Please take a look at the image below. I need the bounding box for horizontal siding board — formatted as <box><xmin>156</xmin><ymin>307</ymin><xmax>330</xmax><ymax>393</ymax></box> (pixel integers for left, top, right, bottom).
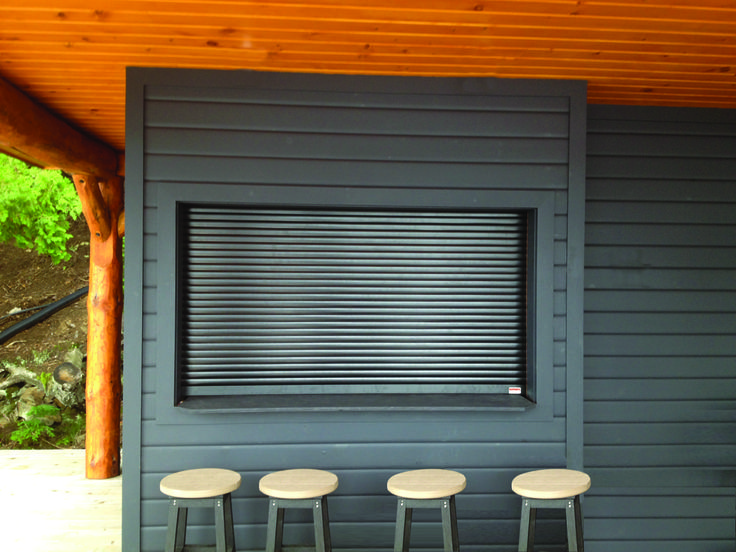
<box><xmin>584</xmin><ymin>334</ymin><xmax>736</xmax><ymax>356</ymax></box>
<box><xmin>584</xmin><ymin>357</ymin><xmax>735</xmax><ymax>379</ymax></box>
<box><xmin>584</xmin><ymin>422</ymin><xmax>735</xmax><ymax>445</ymax></box>
<box><xmin>139</xmin><ymin>442</ymin><xmax>567</xmax><ymax>474</ymax></box>
<box><xmin>585</xmin><ymin>378</ymin><xmax>736</xmax><ymax>400</ymax></box>
<box><xmin>585</xmin><ymin>223</ymin><xmax>736</xmax><ymax>247</ymax></box>
<box><xmin>146</xmin><ymin>128</ymin><xmax>569</xmax><ymax>164</ymax></box>
<box><xmin>586</xmin><ymin>491</ymin><xmax>734</xmax><ymax>518</ymax></box>
<box><xmin>585</xmin><ymin>201</ymin><xmax>736</xmax><ymax>224</ymax></box>
<box><xmin>146</xmin><ymin>101</ymin><xmax>571</xmax><ymax>138</ymax></box>
<box><xmin>584</xmin><ymin>290</ymin><xmax>736</xmax><ymax>312</ymax></box>
<box><xmin>586</xmin><ymin>155</ymin><xmax>736</xmax><ymax>180</ymax></box>
<box><xmin>584</xmin><ymin>312</ymin><xmax>736</xmax><ymax>334</ymax></box>
<box><xmin>584</xmin><ymin>268</ymin><xmax>735</xmax><ymax>290</ymax></box>
<box><xmin>144</xmin><ymin>156</ymin><xmax>569</xmax><ymax>188</ymax></box>
<box><xmin>586</xmin><ymin>178</ymin><xmax>736</xmax><ymax>202</ymax></box>
<box><xmin>141</xmin><ymin>418</ymin><xmax>566</xmax><ymax>447</ymax></box>
<box><xmin>586</xmin><ymin>111</ymin><xmax>736</xmax><ymax>135</ymax></box>
<box><xmin>585</xmin><ymin>518</ymin><xmax>732</xmax><ymax>542</ymax></box>
<box><xmin>586</xmin><ymin>445</ymin><xmax>736</xmax><ymax>467</ymax></box>
<box><xmin>146</xmin><ymin>84</ymin><xmax>573</xmax><ymax>112</ymax></box>
<box><xmin>588</xmin><ymin>468</ymin><xmax>736</xmax><ymax>488</ymax></box>
<box><xmin>585</xmin><ymin>246</ymin><xmax>736</xmax><ymax>268</ymax></box>
<box><xmin>586</xmin><ymin>132</ymin><xmax>736</xmax><ymax>158</ymax></box>
<box><xmin>585</xmin><ymin>400</ymin><xmax>736</xmax><ymax>423</ymax></box>
<box><xmin>587</xmin><ymin>540</ymin><xmax>736</xmax><ymax>552</ymax></box>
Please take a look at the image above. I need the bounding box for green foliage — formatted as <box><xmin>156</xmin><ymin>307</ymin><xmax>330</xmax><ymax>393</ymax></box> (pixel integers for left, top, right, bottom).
<box><xmin>33</xmin><ymin>350</ymin><xmax>51</xmax><ymax>367</ymax></box>
<box><xmin>38</xmin><ymin>372</ymin><xmax>53</xmax><ymax>394</ymax></box>
<box><xmin>1</xmin><ymin>389</ymin><xmax>21</xmax><ymax>420</ymax></box>
<box><xmin>0</xmin><ymin>153</ymin><xmax>82</xmax><ymax>264</ymax></box>
<box><xmin>56</xmin><ymin>412</ymin><xmax>85</xmax><ymax>447</ymax></box>
<box><xmin>10</xmin><ymin>404</ymin><xmax>59</xmax><ymax>446</ymax></box>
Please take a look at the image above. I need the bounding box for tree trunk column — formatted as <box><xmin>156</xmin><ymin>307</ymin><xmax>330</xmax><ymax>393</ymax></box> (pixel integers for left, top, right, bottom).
<box><xmin>73</xmin><ymin>174</ymin><xmax>124</xmax><ymax>479</ymax></box>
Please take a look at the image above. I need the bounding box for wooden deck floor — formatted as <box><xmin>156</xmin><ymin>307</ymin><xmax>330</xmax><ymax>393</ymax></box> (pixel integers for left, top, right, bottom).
<box><xmin>0</xmin><ymin>449</ymin><xmax>121</xmax><ymax>551</ymax></box>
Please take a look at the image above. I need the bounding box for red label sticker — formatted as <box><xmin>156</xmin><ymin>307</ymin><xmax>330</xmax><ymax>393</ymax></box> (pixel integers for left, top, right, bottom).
<box><xmin>508</xmin><ymin>387</ymin><xmax>522</xmax><ymax>395</ymax></box>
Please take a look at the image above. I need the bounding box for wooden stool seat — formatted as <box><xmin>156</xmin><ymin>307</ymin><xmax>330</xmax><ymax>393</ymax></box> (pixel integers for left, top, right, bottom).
<box><xmin>511</xmin><ymin>469</ymin><xmax>591</xmax><ymax>552</ymax></box>
<box><xmin>160</xmin><ymin>468</ymin><xmax>241</xmax><ymax>552</ymax></box>
<box><xmin>388</xmin><ymin>469</ymin><xmax>466</xmax><ymax>552</ymax></box>
<box><xmin>512</xmin><ymin>469</ymin><xmax>590</xmax><ymax>500</ymax></box>
<box><xmin>161</xmin><ymin>468</ymin><xmax>242</xmax><ymax>499</ymax></box>
<box><xmin>388</xmin><ymin>469</ymin><xmax>467</xmax><ymax>500</ymax></box>
<box><xmin>259</xmin><ymin>468</ymin><xmax>338</xmax><ymax>499</ymax></box>
<box><xmin>260</xmin><ymin>469</ymin><xmax>338</xmax><ymax>552</ymax></box>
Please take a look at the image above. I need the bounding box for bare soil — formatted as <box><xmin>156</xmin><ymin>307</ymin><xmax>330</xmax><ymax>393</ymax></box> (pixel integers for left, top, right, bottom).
<box><xmin>0</xmin><ymin>217</ymin><xmax>90</xmax><ymax>446</ymax></box>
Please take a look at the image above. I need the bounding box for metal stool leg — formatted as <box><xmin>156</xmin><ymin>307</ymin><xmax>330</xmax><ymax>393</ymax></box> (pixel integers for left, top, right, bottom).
<box><xmin>223</xmin><ymin>494</ymin><xmax>236</xmax><ymax>552</ymax></box>
<box><xmin>565</xmin><ymin>495</ymin><xmax>584</xmax><ymax>552</ymax></box>
<box><xmin>394</xmin><ymin>499</ymin><xmax>413</xmax><ymax>552</ymax></box>
<box><xmin>214</xmin><ymin>494</ymin><xmax>236</xmax><ymax>552</ymax></box>
<box><xmin>574</xmin><ymin>495</ymin><xmax>584</xmax><ymax>551</ymax></box>
<box><xmin>266</xmin><ymin>500</ymin><xmax>285</xmax><ymax>552</ymax></box>
<box><xmin>440</xmin><ymin>496</ymin><xmax>459</xmax><ymax>552</ymax></box>
<box><xmin>312</xmin><ymin>496</ymin><xmax>332</xmax><ymax>552</ymax></box>
<box><xmin>517</xmin><ymin>499</ymin><xmax>535</xmax><ymax>552</ymax></box>
<box><xmin>166</xmin><ymin>499</ymin><xmax>188</xmax><ymax>552</ymax></box>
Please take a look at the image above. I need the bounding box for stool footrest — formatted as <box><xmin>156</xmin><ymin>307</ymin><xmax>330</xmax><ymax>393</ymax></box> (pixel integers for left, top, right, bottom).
<box><xmin>269</xmin><ymin>497</ymin><xmax>326</xmax><ymax>509</ymax></box>
<box><xmin>172</xmin><ymin>546</ymin><xmax>230</xmax><ymax>552</ymax></box>
<box><xmin>398</xmin><ymin>497</ymin><xmax>453</xmax><ymax>509</ymax></box>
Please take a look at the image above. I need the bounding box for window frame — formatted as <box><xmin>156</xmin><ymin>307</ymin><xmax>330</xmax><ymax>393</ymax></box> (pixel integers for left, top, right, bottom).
<box><xmin>155</xmin><ymin>182</ymin><xmax>555</xmax><ymax>422</ymax></box>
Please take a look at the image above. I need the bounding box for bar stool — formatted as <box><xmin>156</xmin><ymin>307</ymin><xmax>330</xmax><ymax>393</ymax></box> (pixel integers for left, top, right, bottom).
<box><xmin>387</xmin><ymin>468</ymin><xmax>466</xmax><ymax>552</ymax></box>
<box><xmin>511</xmin><ymin>469</ymin><xmax>591</xmax><ymax>552</ymax></box>
<box><xmin>259</xmin><ymin>468</ymin><xmax>339</xmax><ymax>552</ymax></box>
<box><xmin>160</xmin><ymin>468</ymin><xmax>241</xmax><ymax>552</ymax></box>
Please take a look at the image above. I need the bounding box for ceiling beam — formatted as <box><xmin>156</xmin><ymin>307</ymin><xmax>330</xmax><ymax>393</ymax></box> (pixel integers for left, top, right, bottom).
<box><xmin>0</xmin><ymin>76</ymin><xmax>119</xmax><ymax>179</ymax></box>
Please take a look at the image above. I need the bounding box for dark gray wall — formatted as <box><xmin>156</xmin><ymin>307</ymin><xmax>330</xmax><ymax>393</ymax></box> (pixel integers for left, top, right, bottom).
<box><xmin>123</xmin><ymin>69</ymin><xmax>586</xmax><ymax>552</ymax></box>
<box><xmin>583</xmin><ymin>105</ymin><xmax>736</xmax><ymax>551</ymax></box>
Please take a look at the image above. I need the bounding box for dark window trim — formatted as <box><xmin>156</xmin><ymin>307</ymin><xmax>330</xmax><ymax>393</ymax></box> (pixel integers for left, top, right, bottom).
<box><xmin>155</xmin><ymin>182</ymin><xmax>555</xmax><ymax>422</ymax></box>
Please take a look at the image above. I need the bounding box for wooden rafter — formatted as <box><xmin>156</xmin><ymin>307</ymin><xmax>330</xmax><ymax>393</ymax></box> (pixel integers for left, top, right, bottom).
<box><xmin>0</xmin><ymin>75</ymin><xmax>119</xmax><ymax>179</ymax></box>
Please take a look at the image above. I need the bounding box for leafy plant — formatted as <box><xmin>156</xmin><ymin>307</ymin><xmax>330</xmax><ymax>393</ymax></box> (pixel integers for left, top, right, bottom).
<box><xmin>0</xmin><ymin>389</ymin><xmax>21</xmax><ymax>420</ymax></box>
<box><xmin>33</xmin><ymin>350</ymin><xmax>51</xmax><ymax>367</ymax></box>
<box><xmin>38</xmin><ymin>372</ymin><xmax>53</xmax><ymax>393</ymax></box>
<box><xmin>56</xmin><ymin>412</ymin><xmax>85</xmax><ymax>447</ymax></box>
<box><xmin>10</xmin><ymin>404</ymin><xmax>59</xmax><ymax>446</ymax></box>
<box><xmin>0</xmin><ymin>153</ymin><xmax>82</xmax><ymax>264</ymax></box>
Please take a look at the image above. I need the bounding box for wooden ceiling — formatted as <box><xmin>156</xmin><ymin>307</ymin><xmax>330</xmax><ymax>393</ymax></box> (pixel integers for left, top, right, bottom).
<box><xmin>1</xmin><ymin>0</ymin><xmax>735</xmax><ymax>156</ymax></box>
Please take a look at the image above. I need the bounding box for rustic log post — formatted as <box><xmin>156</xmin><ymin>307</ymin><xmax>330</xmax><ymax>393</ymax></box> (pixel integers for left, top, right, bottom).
<box><xmin>73</xmin><ymin>174</ymin><xmax>124</xmax><ymax>479</ymax></box>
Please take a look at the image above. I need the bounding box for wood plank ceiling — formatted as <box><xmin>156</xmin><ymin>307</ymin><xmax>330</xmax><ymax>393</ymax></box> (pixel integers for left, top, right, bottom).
<box><xmin>1</xmin><ymin>0</ymin><xmax>735</xmax><ymax>155</ymax></box>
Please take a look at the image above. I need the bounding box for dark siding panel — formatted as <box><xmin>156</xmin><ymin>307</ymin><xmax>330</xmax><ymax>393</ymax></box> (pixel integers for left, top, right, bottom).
<box><xmin>144</xmin><ymin>156</ymin><xmax>569</xmax><ymax>188</ymax></box>
<box><xmin>126</xmin><ymin>69</ymin><xmax>586</xmax><ymax>552</ymax></box>
<box><xmin>584</xmin><ymin>105</ymin><xmax>736</xmax><ymax>550</ymax></box>
<box><xmin>146</xmin><ymin>128</ymin><xmax>569</xmax><ymax>163</ymax></box>
<box><xmin>140</xmin><ymin>417</ymin><xmax>567</xmax><ymax>447</ymax></box>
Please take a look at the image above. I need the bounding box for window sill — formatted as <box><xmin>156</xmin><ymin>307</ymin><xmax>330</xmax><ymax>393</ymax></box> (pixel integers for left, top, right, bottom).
<box><xmin>177</xmin><ymin>393</ymin><xmax>535</xmax><ymax>413</ymax></box>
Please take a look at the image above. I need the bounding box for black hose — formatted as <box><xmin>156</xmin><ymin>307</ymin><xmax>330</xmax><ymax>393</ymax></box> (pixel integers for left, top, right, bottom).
<box><xmin>0</xmin><ymin>286</ymin><xmax>89</xmax><ymax>346</ymax></box>
<box><xmin>0</xmin><ymin>303</ymin><xmax>47</xmax><ymax>322</ymax></box>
